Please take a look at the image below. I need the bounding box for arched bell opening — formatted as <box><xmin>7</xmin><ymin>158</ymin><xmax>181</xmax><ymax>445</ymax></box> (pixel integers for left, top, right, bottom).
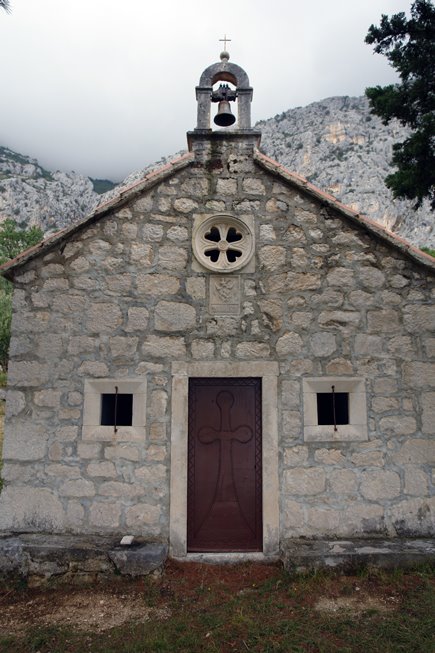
<box><xmin>211</xmin><ymin>79</ymin><xmax>238</xmax><ymax>130</ymax></box>
<box><xmin>195</xmin><ymin>52</ymin><xmax>253</xmax><ymax>131</ymax></box>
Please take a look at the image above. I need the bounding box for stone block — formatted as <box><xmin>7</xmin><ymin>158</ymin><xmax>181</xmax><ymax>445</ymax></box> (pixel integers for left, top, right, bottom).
<box><xmin>351</xmin><ymin>449</ymin><xmax>384</xmax><ymax>467</ymax></box>
<box><xmin>403</xmin><ymin>362</ymin><xmax>435</xmax><ymax>388</ymax></box>
<box><xmin>78</xmin><ymin>361</ymin><xmax>109</xmax><ymax>377</ymax></box>
<box><xmin>358</xmin><ymin>267</ymin><xmax>385</xmax><ymax>288</ymax></box>
<box><xmin>379</xmin><ymin>415</ymin><xmax>416</xmax><ymax>437</ymax></box>
<box><xmin>259</xmin><ymin>246</ymin><xmax>286</xmax><ymax>271</ymax></box>
<box><xmin>403</xmin><ymin>305</ymin><xmax>435</xmax><ymax>333</ymax></box>
<box><xmin>318</xmin><ymin>311</ymin><xmax>360</xmax><ymax>328</ymax></box>
<box><xmin>325</xmin><ymin>359</ymin><xmax>353</xmax><ymax>375</ymax></box>
<box><xmin>149</xmin><ymin>422</ymin><xmax>166</xmax><ymax>441</ymax></box>
<box><xmin>283</xmin><ymin>446</ymin><xmax>308</xmax><ymax>466</ymax></box>
<box><xmin>33</xmin><ymin>389</ymin><xmax>61</xmax><ymax>408</ymax></box>
<box><xmin>173</xmin><ymin>197</ymin><xmax>199</xmax><ymax>213</ymax></box>
<box><xmin>130</xmin><ymin>243</ymin><xmax>154</xmax><ymax>266</ymax></box>
<box><xmin>109</xmin><ymin>336</ymin><xmax>139</xmax><ymax>358</ymax></box>
<box><xmin>77</xmin><ymin>443</ymin><xmax>102</xmax><ymax>459</ymax></box>
<box><xmin>282</xmin><ymin>411</ymin><xmax>301</xmax><ymax>436</ymax></box>
<box><xmin>391</xmin><ymin>497</ymin><xmax>435</xmax><ymax>536</ymax></box>
<box><xmin>108</xmin><ymin>543</ymin><xmax>168</xmax><ymax>576</ymax></box>
<box><xmin>191</xmin><ymin>339</ymin><xmax>215</xmax><ymax>359</ymax></box>
<box><xmin>67</xmin><ymin>336</ymin><xmax>98</xmax><ymax>354</ymax></box>
<box><xmin>314</xmin><ymin>448</ymin><xmax>345</xmax><ymax>465</ymax></box>
<box><xmin>99</xmin><ymin>482</ymin><xmax>143</xmax><ymax>498</ymax></box>
<box><xmin>404</xmin><ymin>466</ymin><xmax>428</xmax><ymax>496</ymax></box>
<box><xmin>392</xmin><ymin>439</ymin><xmax>435</xmax><ymax>464</ymax></box>
<box><xmin>3</xmin><ymin>423</ymin><xmax>48</xmax><ymax>461</ymax></box>
<box><xmin>259</xmin><ymin>299</ymin><xmax>283</xmax><ymax>332</ymax></box>
<box><xmin>329</xmin><ymin>469</ymin><xmax>358</xmax><ymax>494</ymax></box>
<box><xmin>155</xmin><ymin>301</ymin><xmax>196</xmax><ymax>332</ymax></box>
<box><xmin>150</xmin><ymin>390</ymin><xmax>168</xmax><ymax>420</ymax></box>
<box><xmin>371</xmin><ymin>395</ymin><xmax>400</xmax><ymax>413</ymax></box>
<box><xmin>85</xmin><ymin>303</ymin><xmax>122</xmax><ymax>333</ymax></box>
<box><xmin>89</xmin><ymin>502</ymin><xmax>122</xmax><ymax>529</ymax></box>
<box><xmin>167</xmin><ymin>225</ymin><xmax>188</xmax><ymax>241</ymax></box>
<box><xmin>8</xmin><ymin>361</ymin><xmax>50</xmax><ymax>387</ymax></box>
<box><xmin>367</xmin><ymin>309</ymin><xmax>400</xmax><ymax>333</ymax></box>
<box><xmin>125</xmin><ymin>504</ymin><xmax>162</xmax><ymax>531</ymax></box>
<box><xmin>283</xmin><ymin>468</ymin><xmax>326</xmax><ymax>495</ymax></box>
<box><xmin>339</xmin><ymin>504</ymin><xmax>385</xmax><ymax>536</ymax></box>
<box><xmin>5</xmin><ymin>390</ymin><xmax>26</xmax><ymax>417</ymax></box>
<box><xmin>360</xmin><ymin>470</ymin><xmax>401</xmax><ymax>500</ymax></box>
<box><xmin>354</xmin><ymin>334</ymin><xmax>383</xmax><ymax>356</ymax></box>
<box><xmin>186</xmin><ymin>277</ymin><xmax>206</xmax><ymax>299</ymax></box>
<box><xmin>106</xmin><ymin>274</ymin><xmax>132</xmax><ymax>293</ymax></box>
<box><xmin>281</xmin><ymin>380</ymin><xmax>300</xmax><ymax>408</ymax></box>
<box><xmin>125</xmin><ymin>307</ymin><xmax>149</xmax><ymax>332</ymax></box>
<box><xmin>87</xmin><ymin>462</ymin><xmax>117</xmax><ymax>478</ymax></box>
<box><xmin>142</xmin><ymin>336</ymin><xmax>186</xmax><ymax>359</ymax></box>
<box><xmin>242</xmin><ymin>178</ymin><xmax>266</xmax><ymax>194</ymax></box>
<box><xmin>310</xmin><ymin>332</ymin><xmax>337</xmax><ymax>357</ymax></box>
<box><xmin>105</xmin><ymin>445</ymin><xmax>140</xmax><ymax>461</ymax></box>
<box><xmin>137</xmin><ymin>273</ymin><xmax>180</xmax><ymax>296</ymax></box>
<box><xmin>158</xmin><ymin>245</ymin><xmax>188</xmax><ymax>271</ymax></box>
<box><xmin>305</xmin><ymin>508</ymin><xmax>340</xmax><ymax>534</ymax></box>
<box><xmin>143</xmin><ymin>224</ymin><xmax>164</xmax><ymax>241</ymax></box>
<box><xmin>147</xmin><ymin>445</ymin><xmax>167</xmax><ymax>462</ymax></box>
<box><xmin>327</xmin><ymin>268</ymin><xmax>354</xmax><ymax>286</ymax></box>
<box><xmin>59</xmin><ymin>479</ymin><xmax>96</xmax><ymax>497</ymax></box>
<box><xmin>45</xmin><ymin>464</ymin><xmax>81</xmax><ymax>478</ymax></box>
<box><xmin>276</xmin><ymin>332</ymin><xmax>303</xmax><ymax>357</ymax></box>
<box><xmin>421</xmin><ymin>392</ymin><xmax>435</xmax><ymax>434</ymax></box>
<box><xmin>235</xmin><ymin>342</ymin><xmax>270</xmax><ymax>358</ymax></box>
<box><xmin>0</xmin><ymin>487</ymin><xmax>65</xmax><ymax>532</ymax></box>
<box><xmin>280</xmin><ymin>500</ymin><xmax>305</xmax><ymax>533</ymax></box>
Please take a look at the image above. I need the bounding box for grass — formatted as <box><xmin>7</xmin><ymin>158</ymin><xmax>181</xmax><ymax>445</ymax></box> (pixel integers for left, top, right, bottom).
<box><xmin>0</xmin><ymin>563</ymin><xmax>433</xmax><ymax>653</ymax></box>
<box><xmin>0</xmin><ymin>397</ymin><xmax>4</xmax><ymax>493</ymax></box>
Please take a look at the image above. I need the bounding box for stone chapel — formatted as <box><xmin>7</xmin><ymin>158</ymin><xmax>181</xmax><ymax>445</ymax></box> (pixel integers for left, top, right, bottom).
<box><xmin>0</xmin><ymin>52</ymin><xmax>434</xmax><ymax>574</ymax></box>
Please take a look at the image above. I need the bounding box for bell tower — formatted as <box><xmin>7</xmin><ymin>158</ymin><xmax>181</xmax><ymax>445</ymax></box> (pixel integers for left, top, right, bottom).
<box><xmin>194</xmin><ymin>48</ymin><xmax>255</xmax><ymax>132</ymax></box>
<box><xmin>187</xmin><ymin>45</ymin><xmax>261</xmax><ymax>157</ymax></box>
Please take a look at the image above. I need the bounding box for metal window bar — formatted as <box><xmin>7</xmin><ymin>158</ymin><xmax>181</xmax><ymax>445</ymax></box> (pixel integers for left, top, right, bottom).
<box><xmin>114</xmin><ymin>385</ymin><xmax>118</xmax><ymax>434</ymax></box>
<box><xmin>331</xmin><ymin>384</ymin><xmax>337</xmax><ymax>431</ymax></box>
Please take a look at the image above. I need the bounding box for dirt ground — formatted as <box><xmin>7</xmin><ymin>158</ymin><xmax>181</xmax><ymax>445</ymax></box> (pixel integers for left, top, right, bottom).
<box><xmin>0</xmin><ymin>561</ymin><xmax>404</xmax><ymax>636</ymax></box>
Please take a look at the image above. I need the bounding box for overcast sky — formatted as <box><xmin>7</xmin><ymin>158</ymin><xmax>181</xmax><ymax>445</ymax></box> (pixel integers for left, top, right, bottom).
<box><xmin>1</xmin><ymin>0</ymin><xmax>408</xmax><ymax>181</ymax></box>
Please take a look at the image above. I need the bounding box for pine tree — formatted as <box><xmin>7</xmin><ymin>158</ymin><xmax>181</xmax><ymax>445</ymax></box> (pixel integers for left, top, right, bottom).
<box><xmin>365</xmin><ymin>0</ymin><xmax>435</xmax><ymax>209</ymax></box>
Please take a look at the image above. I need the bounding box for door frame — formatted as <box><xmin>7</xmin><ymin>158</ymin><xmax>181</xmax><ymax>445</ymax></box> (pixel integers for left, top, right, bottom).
<box><xmin>170</xmin><ymin>361</ymin><xmax>279</xmax><ymax>558</ymax></box>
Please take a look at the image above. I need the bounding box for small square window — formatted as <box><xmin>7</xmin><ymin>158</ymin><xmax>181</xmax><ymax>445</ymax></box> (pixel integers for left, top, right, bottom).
<box><xmin>82</xmin><ymin>379</ymin><xmax>146</xmax><ymax>442</ymax></box>
<box><xmin>101</xmin><ymin>393</ymin><xmax>133</xmax><ymax>427</ymax></box>
<box><xmin>303</xmin><ymin>377</ymin><xmax>367</xmax><ymax>442</ymax></box>
<box><xmin>317</xmin><ymin>391</ymin><xmax>349</xmax><ymax>426</ymax></box>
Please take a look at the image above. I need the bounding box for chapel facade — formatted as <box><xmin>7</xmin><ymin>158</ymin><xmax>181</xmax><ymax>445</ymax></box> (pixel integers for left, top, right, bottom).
<box><xmin>0</xmin><ymin>53</ymin><xmax>434</xmax><ymax>564</ymax></box>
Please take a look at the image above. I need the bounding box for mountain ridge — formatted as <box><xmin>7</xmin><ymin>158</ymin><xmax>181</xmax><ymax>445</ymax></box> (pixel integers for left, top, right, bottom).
<box><xmin>0</xmin><ymin>95</ymin><xmax>433</xmax><ymax>247</ymax></box>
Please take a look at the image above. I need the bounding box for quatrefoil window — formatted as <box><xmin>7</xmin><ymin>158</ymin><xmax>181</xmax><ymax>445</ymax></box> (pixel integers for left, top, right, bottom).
<box><xmin>193</xmin><ymin>215</ymin><xmax>254</xmax><ymax>272</ymax></box>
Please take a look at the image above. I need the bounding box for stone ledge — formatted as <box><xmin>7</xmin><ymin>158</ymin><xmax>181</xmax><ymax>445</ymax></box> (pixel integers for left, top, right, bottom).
<box><xmin>0</xmin><ymin>534</ymin><xmax>168</xmax><ymax>582</ymax></box>
<box><xmin>282</xmin><ymin>538</ymin><xmax>435</xmax><ymax>572</ymax></box>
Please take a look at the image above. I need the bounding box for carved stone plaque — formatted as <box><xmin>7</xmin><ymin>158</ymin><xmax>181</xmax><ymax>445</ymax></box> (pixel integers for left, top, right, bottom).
<box><xmin>209</xmin><ymin>275</ymin><xmax>241</xmax><ymax>315</ymax></box>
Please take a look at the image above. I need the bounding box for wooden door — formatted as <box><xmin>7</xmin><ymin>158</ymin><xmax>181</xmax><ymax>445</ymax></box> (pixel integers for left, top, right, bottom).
<box><xmin>187</xmin><ymin>378</ymin><xmax>262</xmax><ymax>552</ymax></box>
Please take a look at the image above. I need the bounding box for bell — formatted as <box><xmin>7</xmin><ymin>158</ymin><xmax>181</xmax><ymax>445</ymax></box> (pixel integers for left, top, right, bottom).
<box><xmin>214</xmin><ymin>100</ymin><xmax>236</xmax><ymax>127</ymax></box>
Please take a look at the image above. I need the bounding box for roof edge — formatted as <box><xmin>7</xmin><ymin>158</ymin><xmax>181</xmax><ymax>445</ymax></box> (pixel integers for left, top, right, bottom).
<box><xmin>254</xmin><ymin>150</ymin><xmax>435</xmax><ymax>273</ymax></box>
<box><xmin>0</xmin><ymin>152</ymin><xmax>195</xmax><ymax>280</ymax></box>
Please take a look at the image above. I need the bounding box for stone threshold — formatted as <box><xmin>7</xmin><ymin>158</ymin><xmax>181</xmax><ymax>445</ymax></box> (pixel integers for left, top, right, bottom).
<box><xmin>1</xmin><ymin>534</ymin><xmax>434</xmax><ymax>582</ymax></box>
<box><xmin>282</xmin><ymin>538</ymin><xmax>435</xmax><ymax>572</ymax></box>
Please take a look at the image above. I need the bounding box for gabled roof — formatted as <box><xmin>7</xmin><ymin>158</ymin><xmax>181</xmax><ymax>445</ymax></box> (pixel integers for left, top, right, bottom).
<box><xmin>1</xmin><ymin>147</ymin><xmax>434</xmax><ymax>280</ymax></box>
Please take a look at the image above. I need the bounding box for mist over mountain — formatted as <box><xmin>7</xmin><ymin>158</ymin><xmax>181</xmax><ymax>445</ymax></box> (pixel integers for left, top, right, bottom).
<box><xmin>0</xmin><ymin>96</ymin><xmax>433</xmax><ymax>247</ymax></box>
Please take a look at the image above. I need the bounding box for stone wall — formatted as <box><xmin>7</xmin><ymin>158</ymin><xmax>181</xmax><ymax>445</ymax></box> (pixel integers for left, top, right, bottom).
<box><xmin>1</xmin><ymin>135</ymin><xmax>434</xmax><ymax>541</ymax></box>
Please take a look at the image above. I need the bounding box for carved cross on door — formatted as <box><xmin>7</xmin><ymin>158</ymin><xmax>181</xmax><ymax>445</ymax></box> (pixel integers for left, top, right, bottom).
<box><xmin>198</xmin><ymin>390</ymin><xmax>253</xmax><ymax>503</ymax></box>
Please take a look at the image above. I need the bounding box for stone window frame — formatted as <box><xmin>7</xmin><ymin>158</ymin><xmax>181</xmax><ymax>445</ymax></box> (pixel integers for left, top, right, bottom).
<box><xmin>303</xmin><ymin>377</ymin><xmax>368</xmax><ymax>442</ymax></box>
<box><xmin>170</xmin><ymin>361</ymin><xmax>279</xmax><ymax>559</ymax></box>
<box><xmin>192</xmin><ymin>214</ymin><xmax>255</xmax><ymax>273</ymax></box>
<box><xmin>82</xmin><ymin>378</ymin><xmax>147</xmax><ymax>441</ymax></box>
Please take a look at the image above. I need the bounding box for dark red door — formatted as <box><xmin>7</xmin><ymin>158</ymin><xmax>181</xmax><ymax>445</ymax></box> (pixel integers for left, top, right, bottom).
<box><xmin>187</xmin><ymin>378</ymin><xmax>262</xmax><ymax>552</ymax></box>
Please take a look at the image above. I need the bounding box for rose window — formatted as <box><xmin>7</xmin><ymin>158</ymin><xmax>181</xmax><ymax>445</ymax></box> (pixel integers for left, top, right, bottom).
<box><xmin>193</xmin><ymin>215</ymin><xmax>254</xmax><ymax>272</ymax></box>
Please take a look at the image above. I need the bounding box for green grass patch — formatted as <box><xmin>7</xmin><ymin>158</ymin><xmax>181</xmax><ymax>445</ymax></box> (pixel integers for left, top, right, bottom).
<box><xmin>0</xmin><ymin>564</ymin><xmax>433</xmax><ymax>653</ymax></box>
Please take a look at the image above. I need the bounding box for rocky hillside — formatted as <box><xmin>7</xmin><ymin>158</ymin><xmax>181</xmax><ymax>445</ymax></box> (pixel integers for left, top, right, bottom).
<box><xmin>257</xmin><ymin>96</ymin><xmax>433</xmax><ymax>247</ymax></box>
<box><xmin>0</xmin><ymin>146</ymin><xmax>115</xmax><ymax>233</ymax></box>
<box><xmin>0</xmin><ymin>95</ymin><xmax>433</xmax><ymax>247</ymax></box>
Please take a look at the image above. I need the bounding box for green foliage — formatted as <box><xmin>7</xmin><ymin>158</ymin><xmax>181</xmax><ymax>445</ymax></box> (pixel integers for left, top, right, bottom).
<box><xmin>0</xmin><ymin>219</ymin><xmax>43</xmax><ymax>371</ymax></box>
<box><xmin>0</xmin><ymin>218</ymin><xmax>43</xmax><ymax>264</ymax></box>
<box><xmin>421</xmin><ymin>246</ymin><xmax>435</xmax><ymax>256</ymax></box>
<box><xmin>90</xmin><ymin>178</ymin><xmax>117</xmax><ymax>194</ymax></box>
<box><xmin>365</xmin><ymin>0</ymin><xmax>435</xmax><ymax>209</ymax></box>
